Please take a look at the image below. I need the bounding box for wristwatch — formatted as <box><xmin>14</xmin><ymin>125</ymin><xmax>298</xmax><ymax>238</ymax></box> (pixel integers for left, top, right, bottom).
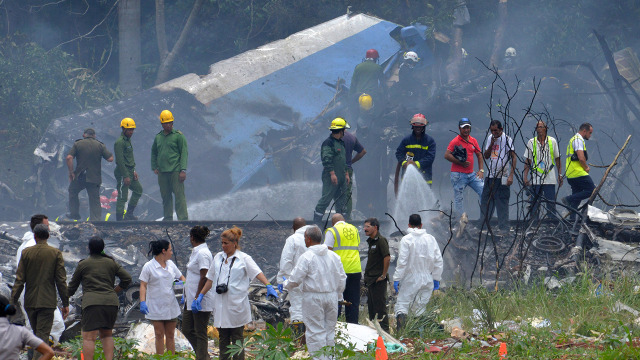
<box><xmin>479</xmin><ymin>169</ymin><xmax>485</xmax><ymax>173</ymax></box>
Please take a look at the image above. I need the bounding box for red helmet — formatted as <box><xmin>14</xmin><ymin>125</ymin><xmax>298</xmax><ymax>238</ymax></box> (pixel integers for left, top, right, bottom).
<box><xmin>365</xmin><ymin>49</ymin><xmax>379</xmax><ymax>60</ymax></box>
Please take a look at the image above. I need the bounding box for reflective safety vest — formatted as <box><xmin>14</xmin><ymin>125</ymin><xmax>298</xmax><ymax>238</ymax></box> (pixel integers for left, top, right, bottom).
<box><xmin>326</xmin><ymin>222</ymin><xmax>361</xmax><ymax>273</ymax></box>
<box><xmin>532</xmin><ymin>137</ymin><xmax>553</xmax><ymax>174</ymax></box>
<box><xmin>566</xmin><ymin>134</ymin><xmax>588</xmax><ymax>179</ymax></box>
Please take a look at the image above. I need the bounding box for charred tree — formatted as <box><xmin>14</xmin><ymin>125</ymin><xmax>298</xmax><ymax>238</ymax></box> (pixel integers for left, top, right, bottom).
<box><xmin>155</xmin><ymin>0</ymin><xmax>204</xmax><ymax>85</ymax></box>
<box><xmin>118</xmin><ymin>0</ymin><xmax>141</xmax><ymax>95</ymax></box>
<box><xmin>489</xmin><ymin>0</ymin><xmax>508</xmax><ymax>67</ymax></box>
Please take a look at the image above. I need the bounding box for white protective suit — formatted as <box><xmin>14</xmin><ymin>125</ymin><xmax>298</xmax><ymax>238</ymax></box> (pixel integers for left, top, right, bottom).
<box><xmin>16</xmin><ymin>231</ymin><xmax>66</xmax><ymax>344</ymax></box>
<box><xmin>393</xmin><ymin>227</ymin><xmax>443</xmax><ymax>316</ymax></box>
<box><xmin>285</xmin><ymin>244</ymin><xmax>346</xmax><ymax>360</ymax></box>
<box><xmin>277</xmin><ymin>225</ymin><xmax>311</xmax><ymax>322</ymax></box>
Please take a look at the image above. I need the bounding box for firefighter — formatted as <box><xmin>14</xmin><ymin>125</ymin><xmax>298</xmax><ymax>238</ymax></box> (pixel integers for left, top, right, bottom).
<box><xmin>394</xmin><ymin>114</ymin><xmax>437</xmax><ymax>195</ymax></box>
<box><xmin>313</xmin><ymin>118</ymin><xmax>350</xmax><ymax>224</ymax></box>
<box><xmin>151</xmin><ymin>110</ymin><xmax>189</xmax><ymax>221</ymax></box>
<box><xmin>350</xmin><ymin>49</ymin><xmax>385</xmax><ymax>121</ymax></box>
<box><xmin>114</xmin><ymin>118</ymin><xmax>142</xmax><ymax>221</ymax></box>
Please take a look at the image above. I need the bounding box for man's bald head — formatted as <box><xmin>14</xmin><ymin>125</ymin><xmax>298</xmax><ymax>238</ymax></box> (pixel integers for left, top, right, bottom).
<box><xmin>331</xmin><ymin>213</ymin><xmax>345</xmax><ymax>225</ymax></box>
<box><xmin>292</xmin><ymin>217</ymin><xmax>306</xmax><ymax>232</ymax></box>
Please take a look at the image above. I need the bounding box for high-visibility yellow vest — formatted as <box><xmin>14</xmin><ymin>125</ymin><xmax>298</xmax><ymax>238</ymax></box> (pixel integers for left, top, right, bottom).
<box><xmin>566</xmin><ymin>134</ymin><xmax>588</xmax><ymax>179</ymax></box>
<box><xmin>326</xmin><ymin>222</ymin><xmax>361</xmax><ymax>273</ymax></box>
<box><xmin>532</xmin><ymin>137</ymin><xmax>553</xmax><ymax>174</ymax></box>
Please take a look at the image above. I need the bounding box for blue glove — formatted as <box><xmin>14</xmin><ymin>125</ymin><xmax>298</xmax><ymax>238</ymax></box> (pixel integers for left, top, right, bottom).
<box><xmin>192</xmin><ymin>294</ymin><xmax>204</xmax><ymax>313</ymax></box>
<box><xmin>393</xmin><ymin>281</ymin><xmax>400</xmax><ymax>294</ymax></box>
<box><xmin>180</xmin><ymin>294</ymin><xmax>185</xmax><ymax>305</ymax></box>
<box><xmin>277</xmin><ymin>284</ymin><xmax>284</xmax><ymax>293</ymax></box>
<box><xmin>433</xmin><ymin>280</ymin><xmax>440</xmax><ymax>290</ymax></box>
<box><xmin>139</xmin><ymin>301</ymin><xmax>149</xmax><ymax>315</ymax></box>
<box><xmin>266</xmin><ymin>284</ymin><xmax>279</xmax><ymax>299</ymax></box>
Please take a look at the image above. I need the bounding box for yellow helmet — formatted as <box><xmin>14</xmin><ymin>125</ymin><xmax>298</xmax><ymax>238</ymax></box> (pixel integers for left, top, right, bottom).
<box><xmin>358</xmin><ymin>93</ymin><xmax>373</xmax><ymax>111</ymax></box>
<box><xmin>120</xmin><ymin>117</ymin><xmax>136</xmax><ymax>129</ymax></box>
<box><xmin>328</xmin><ymin>117</ymin><xmax>350</xmax><ymax>130</ymax></box>
<box><xmin>159</xmin><ymin>110</ymin><xmax>174</xmax><ymax>123</ymax></box>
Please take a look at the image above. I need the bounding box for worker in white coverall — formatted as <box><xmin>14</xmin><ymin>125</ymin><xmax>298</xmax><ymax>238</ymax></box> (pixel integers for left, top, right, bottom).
<box><xmin>16</xmin><ymin>214</ymin><xmax>66</xmax><ymax>345</ymax></box>
<box><xmin>393</xmin><ymin>213</ymin><xmax>443</xmax><ymax>331</ymax></box>
<box><xmin>277</xmin><ymin>217</ymin><xmax>310</xmax><ymax>330</ymax></box>
<box><xmin>285</xmin><ymin>225</ymin><xmax>346</xmax><ymax>360</ymax></box>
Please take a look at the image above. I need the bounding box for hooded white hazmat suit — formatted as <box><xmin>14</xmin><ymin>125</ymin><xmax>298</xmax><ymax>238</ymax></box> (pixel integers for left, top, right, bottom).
<box><xmin>277</xmin><ymin>225</ymin><xmax>311</xmax><ymax>321</ymax></box>
<box><xmin>393</xmin><ymin>227</ymin><xmax>443</xmax><ymax>316</ymax></box>
<box><xmin>285</xmin><ymin>244</ymin><xmax>346</xmax><ymax>360</ymax></box>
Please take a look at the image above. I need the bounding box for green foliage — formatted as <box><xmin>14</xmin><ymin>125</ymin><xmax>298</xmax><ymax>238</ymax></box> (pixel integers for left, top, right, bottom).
<box><xmin>226</xmin><ymin>322</ymin><xmax>297</xmax><ymax>359</ymax></box>
<box><xmin>62</xmin><ymin>335</ymin><xmax>195</xmax><ymax>359</ymax></box>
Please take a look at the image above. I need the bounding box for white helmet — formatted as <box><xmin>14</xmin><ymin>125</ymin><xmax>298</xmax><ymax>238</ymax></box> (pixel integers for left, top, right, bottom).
<box><xmin>505</xmin><ymin>47</ymin><xmax>517</xmax><ymax>57</ymax></box>
<box><xmin>403</xmin><ymin>51</ymin><xmax>420</xmax><ymax>63</ymax></box>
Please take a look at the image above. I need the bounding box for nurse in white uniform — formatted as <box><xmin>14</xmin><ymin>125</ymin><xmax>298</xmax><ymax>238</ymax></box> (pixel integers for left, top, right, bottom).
<box><xmin>139</xmin><ymin>240</ymin><xmax>185</xmax><ymax>355</ymax></box>
<box><xmin>192</xmin><ymin>227</ymin><xmax>278</xmax><ymax>360</ymax></box>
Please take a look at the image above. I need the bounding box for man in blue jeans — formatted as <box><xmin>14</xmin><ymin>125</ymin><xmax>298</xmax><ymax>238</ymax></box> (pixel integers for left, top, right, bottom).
<box><xmin>562</xmin><ymin>123</ymin><xmax>595</xmax><ymax>221</ymax></box>
<box><xmin>444</xmin><ymin>118</ymin><xmax>484</xmax><ymax>218</ymax></box>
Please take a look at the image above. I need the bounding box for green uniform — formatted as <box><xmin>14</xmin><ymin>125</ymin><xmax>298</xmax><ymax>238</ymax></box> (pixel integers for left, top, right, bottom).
<box><xmin>12</xmin><ymin>243</ymin><xmax>69</xmax><ymax>350</ymax></box>
<box><xmin>68</xmin><ymin>255</ymin><xmax>132</xmax><ymax>309</ymax></box>
<box><xmin>114</xmin><ymin>133</ymin><xmax>143</xmax><ymax>219</ymax></box>
<box><xmin>350</xmin><ymin>60</ymin><xmax>384</xmax><ymax>101</ymax></box>
<box><xmin>151</xmin><ymin>129</ymin><xmax>188</xmax><ymax>220</ymax></box>
<box><xmin>68</xmin><ymin>137</ymin><xmax>113</xmax><ymax>221</ymax></box>
<box><xmin>314</xmin><ymin>135</ymin><xmax>348</xmax><ymax>218</ymax></box>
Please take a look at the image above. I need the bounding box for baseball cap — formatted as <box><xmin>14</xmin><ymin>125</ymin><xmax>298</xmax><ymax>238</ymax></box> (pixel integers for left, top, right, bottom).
<box><xmin>458</xmin><ymin>118</ymin><xmax>471</xmax><ymax>128</ymax></box>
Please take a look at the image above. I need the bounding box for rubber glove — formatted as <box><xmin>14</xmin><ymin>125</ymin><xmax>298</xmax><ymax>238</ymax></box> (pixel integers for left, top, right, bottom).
<box><xmin>433</xmin><ymin>280</ymin><xmax>440</xmax><ymax>290</ymax></box>
<box><xmin>192</xmin><ymin>294</ymin><xmax>204</xmax><ymax>313</ymax></box>
<box><xmin>139</xmin><ymin>301</ymin><xmax>149</xmax><ymax>315</ymax></box>
<box><xmin>278</xmin><ymin>277</ymin><xmax>285</xmax><ymax>293</ymax></box>
<box><xmin>266</xmin><ymin>284</ymin><xmax>279</xmax><ymax>299</ymax></box>
<box><xmin>393</xmin><ymin>281</ymin><xmax>400</xmax><ymax>294</ymax></box>
<box><xmin>180</xmin><ymin>294</ymin><xmax>185</xmax><ymax>305</ymax></box>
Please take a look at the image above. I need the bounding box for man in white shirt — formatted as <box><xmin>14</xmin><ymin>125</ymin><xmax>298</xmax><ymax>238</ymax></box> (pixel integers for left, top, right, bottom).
<box><xmin>480</xmin><ymin>120</ymin><xmax>516</xmax><ymax>232</ymax></box>
<box><xmin>277</xmin><ymin>217</ymin><xmax>310</xmax><ymax>325</ymax></box>
<box><xmin>523</xmin><ymin>120</ymin><xmax>563</xmax><ymax>219</ymax></box>
<box><xmin>286</xmin><ymin>225</ymin><xmax>346</xmax><ymax>360</ymax></box>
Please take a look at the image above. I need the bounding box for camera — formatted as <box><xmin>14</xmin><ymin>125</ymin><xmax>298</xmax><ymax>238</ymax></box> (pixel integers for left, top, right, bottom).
<box><xmin>215</xmin><ymin>284</ymin><xmax>228</xmax><ymax>294</ymax></box>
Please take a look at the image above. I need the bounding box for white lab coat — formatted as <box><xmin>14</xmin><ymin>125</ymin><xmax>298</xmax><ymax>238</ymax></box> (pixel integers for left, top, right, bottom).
<box><xmin>277</xmin><ymin>225</ymin><xmax>310</xmax><ymax>321</ymax></box>
<box><xmin>185</xmin><ymin>243</ymin><xmax>215</xmax><ymax>311</ymax></box>
<box><xmin>286</xmin><ymin>244</ymin><xmax>346</xmax><ymax>360</ymax></box>
<box><xmin>206</xmin><ymin>250</ymin><xmax>262</xmax><ymax>328</ymax></box>
<box><xmin>139</xmin><ymin>258</ymin><xmax>183</xmax><ymax>321</ymax></box>
<box><xmin>16</xmin><ymin>231</ymin><xmax>65</xmax><ymax>344</ymax></box>
<box><xmin>393</xmin><ymin>227</ymin><xmax>443</xmax><ymax>316</ymax></box>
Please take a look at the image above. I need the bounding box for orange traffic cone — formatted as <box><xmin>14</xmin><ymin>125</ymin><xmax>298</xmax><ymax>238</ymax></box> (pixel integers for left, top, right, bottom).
<box><xmin>375</xmin><ymin>335</ymin><xmax>388</xmax><ymax>360</ymax></box>
<box><xmin>80</xmin><ymin>351</ymin><xmax>85</xmax><ymax>360</ymax></box>
<box><xmin>499</xmin><ymin>342</ymin><xmax>507</xmax><ymax>358</ymax></box>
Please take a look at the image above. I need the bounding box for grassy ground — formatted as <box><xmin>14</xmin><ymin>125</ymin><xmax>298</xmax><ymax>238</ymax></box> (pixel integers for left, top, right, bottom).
<box><xmin>50</xmin><ymin>266</ymin><xmax>640</xmax><ymax>359</ymax></box>
<box><xmin>388</xmin><ymin>267</ymin><xmax>640</xmax><ymax>359</ymax></box>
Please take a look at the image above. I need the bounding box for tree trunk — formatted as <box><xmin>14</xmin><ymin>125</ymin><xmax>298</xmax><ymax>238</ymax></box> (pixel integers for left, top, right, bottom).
<box><xmin>118</xmin><ymin>0</ymin><xmax>141</xmax><ymax>95</ymax></box>
<box><xmin>446</xmin><ymin>26</ymin><xmax>463</xmax><ymax>83</ymax></box>
<box><xmin>155</xmin><ymin>0</ymin><xmax>204</xmax><ymax>85</ymax></box>
<box><xmin>489</xmin><ymin>0</ymin><xmax>508</xmax><ymax>67</ymax></box>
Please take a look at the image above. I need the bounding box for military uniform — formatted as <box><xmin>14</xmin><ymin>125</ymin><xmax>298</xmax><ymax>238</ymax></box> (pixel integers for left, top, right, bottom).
<box><xmin>151</xmin><ymin>129</ymin><xmax>188</xmax><ymax>220</ymax></box>
<box><xmin>68</xmin><ymin>255</ymin><xmax>132</xmax><ymax>331</ymax></box>
<box><xmin>68</xmin><ymin>137</ymin><xmax>113</xmax><ymax>221</ymax></box>
<box><xmin>114</xmin><ymin>133</ymin><xmax>143</xmax><ymax>219</ymax></box>
<box><xmin>314</xmin><ymin>136</ymin><xmax>348</xmax><ymax>219</ymax></box>
<box><xmin>12</xmin><ymin>243</ymin><xmax>68</xmax><ymax>355</ymax></box>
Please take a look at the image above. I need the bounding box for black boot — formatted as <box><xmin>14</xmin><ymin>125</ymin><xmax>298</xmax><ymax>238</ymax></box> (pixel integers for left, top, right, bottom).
<box><xmin>124</xmin><ymin>206</ymin><xmax>138</xmax><ymax>220</ymax></box>
<box><xmin>116</xmin><ymin>213</ymin><xmax>124</xmax><ymax>221</ymax></box>
<box><xmin>396</xmin><ymin>313</ymin><xmax>407</xmax><ymax>333</ymax></box>
<box><xmin>313</xmin><ymin>212</ymin><xmax>323</xmax><ymax>224</ymax></box>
